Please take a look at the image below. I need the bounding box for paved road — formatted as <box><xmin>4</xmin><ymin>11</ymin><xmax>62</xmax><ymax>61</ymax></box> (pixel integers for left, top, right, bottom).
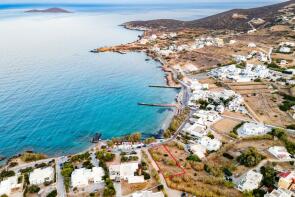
<box><xmin>90</xmin><ymin>152</ymin><xmax>99</xmax><ymax>167</ymax></box>
<box><xmin>114</xmin><ymin>182</ymin><xmax>122</xmax><ymax>197</ymax></box>
<box><xmin>56</xmin><ymin>157</ymin><xmax>67</xmax><ymax>197</ymax></box>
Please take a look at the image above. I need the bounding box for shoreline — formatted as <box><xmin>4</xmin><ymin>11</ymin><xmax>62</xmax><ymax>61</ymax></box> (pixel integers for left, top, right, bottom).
<box><xmin>1</xmin><ymin>27</ymin><xmax>183</xmax><ymax>166</ymax></box>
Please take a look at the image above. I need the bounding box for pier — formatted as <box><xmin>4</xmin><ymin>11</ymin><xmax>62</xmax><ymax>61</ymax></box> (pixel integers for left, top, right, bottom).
<box><xmin>138</xmin><ymin>103</ymin><xmax>177</xmax><ymax>107</ymax></box>
<box><xmin>149</xmin><ymin>85</ymin><xmax>181</xmax><ymax>89</ymax></box>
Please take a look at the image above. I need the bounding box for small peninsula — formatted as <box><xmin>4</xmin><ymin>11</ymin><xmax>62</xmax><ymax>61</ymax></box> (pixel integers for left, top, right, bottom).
<box><xmin>25</xmin><ymin>7</ymin><xmax>72</xmax><ymax>13</ymax></box>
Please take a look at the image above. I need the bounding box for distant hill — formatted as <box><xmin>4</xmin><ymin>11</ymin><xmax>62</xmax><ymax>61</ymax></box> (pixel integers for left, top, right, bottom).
<box><xmin>123</xmin><ymin>0</ymin><xmax>295</xmax><ymax>31</ymax></box>
<box><xmin>25</xmin><ymin>8</ymin><xmax>72</xmax><ymax>13</ymax></box>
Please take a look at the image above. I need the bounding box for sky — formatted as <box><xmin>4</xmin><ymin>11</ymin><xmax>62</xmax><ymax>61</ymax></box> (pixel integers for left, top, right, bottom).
<box><xmin>0</xmin><ymin>0</ymin><xmax>285</xmax><ymax>4</ymax></box>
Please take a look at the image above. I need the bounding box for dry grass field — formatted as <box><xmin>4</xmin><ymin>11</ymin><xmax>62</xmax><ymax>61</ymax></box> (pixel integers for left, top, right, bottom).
<box><xmin>228</xmin><ymin>82</ymin><xmax>294</xmax><ymax>127</ymax></box>
<box><xmin>149</xmin><ymin>141</ymin><xmax>242</xmax><ymax>197</ymax></box>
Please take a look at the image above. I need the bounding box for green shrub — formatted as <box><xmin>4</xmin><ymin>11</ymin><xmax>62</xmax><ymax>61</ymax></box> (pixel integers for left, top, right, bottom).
<box><xmin>237</xmin><ymin>147</ymin><xmax>265</xmax><ymax>167</ymax></box>
<box><xmin>186</xmin><ymin>155</ymin><xmax>201</xmax><ymax>162</ymax></box>
<box><xmin>260</xmin><ymin>165</ymin><xmax>277</xmax><ymax>187</ymax></box>
<box><xmin>0</xmin><ymin>170</ymin><xmax>15</xmax><ymax>180</ymax></box>
<box><xmin>46</xmin><ymin>190</ymin><xmax>57</xmax><ymax>197</ymax></box>
<box><xmin>27</xmin><ymin>185</ymin><xmax>40</xmax><ymax>193</ymax></box>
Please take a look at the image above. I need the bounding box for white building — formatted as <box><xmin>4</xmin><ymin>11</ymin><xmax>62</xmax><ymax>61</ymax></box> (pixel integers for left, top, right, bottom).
<box><xmin>29</xmin><ymin>167</ymin><xmax>54</xmax><ymax>185</ymax></box>
<box><xmin>183</xmin><ymin>122</ymin><xmax>208</xmax><ymax>138</ymax></box>
<box><xmin>109</xmin><ymin>163</ymin><xmax>144</xmax><ymax>184</ymax></box>
<box><xmin>237</xmin><ymin>122</ymin><xmax>271</xmax><ymax>137</ymax></box>
<box><xmin>71</xmin><ymin>167</ymin><xmax>104</xmax><ymax>187</ymax></box>
<box><xmin>190</xmin><ymin>144</ymin><xmax>207</xmax><ymax>159</ymax></box>
<box><xmin>237</xmin><ymin>170</ymin><xmax>263</xmax><ymax>191</ymax></box>
<box><xmin>248</xmin><ymin>43</ymin><xmax>256</xmax><ymax>48</ymax></box>
<box><xmin>0</xmin><ymin>176</ymin><xmax>21</xmax><ymax>196</ymax></box>
<box><xmin>132</xmin><ymin>191</ymin><xmax>164</xmax><ymax>197</ymax></box>
<box><xmin>264</xmin><ymin>188</ymin><xmax>293</xmax><ymax>197</ymax></box>
<box><xmin>268</xmin><ymin>146</ymin><xmax>291</xmax><ymax>160</ymax></box>
<box><xmin>280</xmin><ymin>46</ymin><xmax>291</xmax><ymax>53</ymax></box>
<box><xmin>229</xmin><ymin>40</ymin><xmax>237</xmax><ymax>45</ymax></box>
<box><xmin>198</xmin><ymin>136</ymin><xmax>222</xmax><ymax>152</ymax></box>
<box><xmin>280</xmin><ymin>60</ymin><xmax>288</xmax><ymax>66</ymax></box>
<box><xmin>234</xmin><ymin>55</ymin><xmax>247</xmax><ymax>62</ymax></box>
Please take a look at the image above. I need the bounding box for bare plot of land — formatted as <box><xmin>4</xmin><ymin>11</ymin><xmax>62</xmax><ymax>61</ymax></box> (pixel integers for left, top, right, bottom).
<box><xmin>212</xmin><ymin>118</ymin><xmax>242</xmax><ymax>136</ymax></box>
<box><xmin>228</xmin><ymin>82</ymin><xmax>294</xmax><ymax>127</ymax></box>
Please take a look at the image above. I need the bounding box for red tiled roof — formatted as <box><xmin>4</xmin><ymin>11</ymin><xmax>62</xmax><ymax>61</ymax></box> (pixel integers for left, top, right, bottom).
<box><xmin>279</xmin><ymin>171</ymin><xmax>291</xmax><ymax>178</ymax></box>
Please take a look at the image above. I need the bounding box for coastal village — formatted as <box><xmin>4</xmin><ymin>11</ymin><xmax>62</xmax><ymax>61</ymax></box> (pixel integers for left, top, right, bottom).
<box><xmin>1</xmin><ymin>1</ymin><xmax>295</xmax><ymax>197</ymax></box>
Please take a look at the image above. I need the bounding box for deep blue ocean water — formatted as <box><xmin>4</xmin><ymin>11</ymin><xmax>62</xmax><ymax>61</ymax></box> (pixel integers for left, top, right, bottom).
<box><xmin>0</xmin><ymin>1</ymin><xmax>282</xmax><ymax>158</ymax></box>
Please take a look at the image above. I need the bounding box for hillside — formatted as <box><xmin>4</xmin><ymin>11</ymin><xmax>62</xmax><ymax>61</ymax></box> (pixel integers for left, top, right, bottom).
<box><xmin>123</xmin><ymin>0</ymin><xmax>295</xmax><ymax>31</ymax></box>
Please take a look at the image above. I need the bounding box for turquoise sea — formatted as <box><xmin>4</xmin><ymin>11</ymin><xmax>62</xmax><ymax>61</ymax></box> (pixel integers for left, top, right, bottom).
<box><xmin>0</xmin><ymin>1</ymin><xmax>282</xmax><ymax>158</ymax></box>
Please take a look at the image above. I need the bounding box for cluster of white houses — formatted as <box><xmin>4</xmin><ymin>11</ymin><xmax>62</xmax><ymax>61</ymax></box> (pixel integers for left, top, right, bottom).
<box><xmin>194</xmin><ymin>37</ymin><xmax>224</xmax><ymax>48</ymax></box>
<box><xmin>209</xmin><ymin>63</ymin><xmax>295</xmax><ymax>85</ymax></box>
<box><xmin>209</xmin><ymin>64</ymin><xmax>271</xmax><ymax>82</ymax></box>
<box><xmin>188</xmin><ymin>84</ymin><xmax>247</xmax><ymax>114</ymax></box>
<box><xmin>0</xmin><ymin>166</ymin><xmax>55</xmax><ymax>196</ymax></box>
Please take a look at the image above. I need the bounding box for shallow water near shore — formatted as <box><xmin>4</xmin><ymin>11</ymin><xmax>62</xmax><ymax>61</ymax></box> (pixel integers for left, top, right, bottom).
<box><xmin>0</xmin><ymin>2</ymin><xmax>280</xmax><ymax>158</ymax></box>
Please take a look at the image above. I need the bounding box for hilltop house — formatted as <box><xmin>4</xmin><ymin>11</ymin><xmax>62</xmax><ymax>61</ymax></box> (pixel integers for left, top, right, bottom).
<box><xmin>280</xmin><ymin>46</ymin><xmax>291</xmax><ymax>53</ymax></box>
<box><xmin>29</xmin><ymin>167</ymin><xmax>54</xmax><ymax>185</ymax></box>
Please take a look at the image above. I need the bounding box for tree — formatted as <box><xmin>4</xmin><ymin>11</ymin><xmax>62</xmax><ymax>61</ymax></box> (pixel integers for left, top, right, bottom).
<box><xmin>207</xmin><ymin>132</ymin><xmax>214</xmax><ymax>139</ymax></box>
<box><xmin>27</xmin><ymin>185</ymin><xmax>40</xmax><ymax>193</ymax></box>
<box><xmin>128</xmin><ymin>132</ymin><xmax>142</xmax><ymax>142</ymax></box>
<box><xmin>186</xmin><ymin>155</ymin><xmax>201</xmax><ymax>162</ymax></box>
<box><xmin>253</xmin><ymin>189</ymin><xmax>266</xmax><ymax>197</ymax></box>
<box><xmin>237</xmin><ymin>147</ymin><xmax>265</xmax><ymax>167</ymax></box>
<box><xmin>143</xmin><ymin>172</ymin><xmax>151</xmax><ymax>180</ymax></box>
<box><xmin>260</xmin><ymin>165</ymin><xmax>277</xmax><ymax>187</ymax></box>
<box><xmin>0</xmin><ymin>170</ymin><xmax>15</xmax><ymax>180</ymax></box>
<box><xmin>46</xmin><ymin>190</ymin><xmax>57</xmax><ymax>197</ymax></box>
<box><xmin>82</xmin><ymin>160</ymin><xmax>94</xmax><ymax>169</ymax></box>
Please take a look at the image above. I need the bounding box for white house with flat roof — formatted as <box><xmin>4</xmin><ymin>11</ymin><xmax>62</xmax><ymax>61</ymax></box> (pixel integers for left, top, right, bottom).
<box><xmin>280</xmin><ymin>46</ymin><xmax>291</xmax><ymax>53</ymax></box>
<box><xmin>198</xmin><ymin>136</ymin><xmax>222</xmax><ymax>152</ymax></box>
<box><xmin>237</xmin><ymin>122</ymin><xmax>271</xmax><ymax>137</ymax></box>
<box><xmin>132</xmin><ymin>191</ymin><xmax>164</xmax><ymax>197</ymax></box>
<box><xmin>190</xmin><ymin>144</ymin><xmax>207</xmax><ymax>159</ymax></box>
<box><xmin>29</xmin><ymin>167</ymin><xmax>54</xmax><ymax>185</ymax></box>
<box><xmin>268</xmin><ymin>146</ymin><xmax>291</xmax><ymax>160</ymax></box>
<box><xmin>264</xmin><ymin>188</ymin><xmax>293</xmax><ymax>197</ymax></box>
<box><xmin>0</xmin><ymin>176</ymin><xmax>21</xmax><ymax>196</ymax></box>
<box><xmin>109</xmin><ymin>163</ymin><xmax>144</xmax><ymax>184</ymax></box>
<box><xmin>71</xmin><ymin>167</ymin><xmax>104</xmax><ymax>187</ymax></box>
<box><xmin>237</xmin><ymin>170</ymin><xmax>263</xmax><ymax>191</ymax></box>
